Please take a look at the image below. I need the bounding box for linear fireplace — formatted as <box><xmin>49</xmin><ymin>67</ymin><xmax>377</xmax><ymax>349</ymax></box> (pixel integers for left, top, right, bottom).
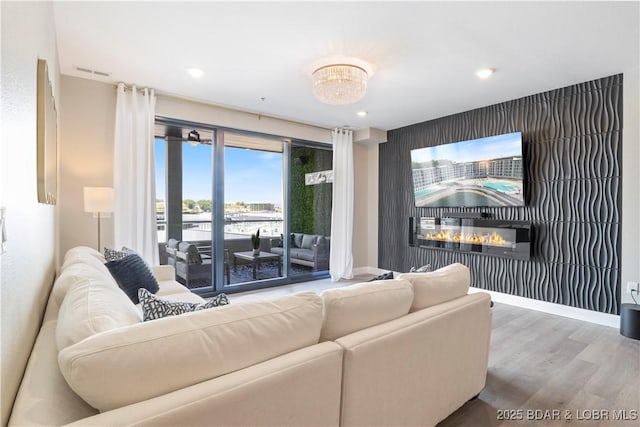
<box><xmin>409</xmin><ymin>217</ymin><xmax>532</xmax><ymax>260</ymax></box>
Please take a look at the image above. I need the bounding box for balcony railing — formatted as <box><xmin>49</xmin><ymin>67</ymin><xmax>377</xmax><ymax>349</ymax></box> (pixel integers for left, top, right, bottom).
<box><xmin>157</xmin><ymin>218</ymin><xmax>284</xmax><ymax>243</ymax></box>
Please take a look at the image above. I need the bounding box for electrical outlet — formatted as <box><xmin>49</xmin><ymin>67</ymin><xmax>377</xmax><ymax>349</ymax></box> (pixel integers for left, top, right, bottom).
<box><xmin>627</xmin><ymin>281</ymin><xmax>640</xmax><ymax>294</ymax></box>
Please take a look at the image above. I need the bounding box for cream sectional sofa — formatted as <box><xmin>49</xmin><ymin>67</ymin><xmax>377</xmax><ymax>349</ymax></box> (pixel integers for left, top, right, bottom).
<box><xmin>8</xmin><ymin>247</ymin><xmax>492</xmax><ymax>427</ymax></box>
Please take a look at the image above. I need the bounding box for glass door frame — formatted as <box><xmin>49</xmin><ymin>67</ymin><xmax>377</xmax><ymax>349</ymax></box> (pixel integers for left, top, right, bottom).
<box><xmin>156</xmin><ymin>116</ymin><xmax>330</xmax><ymax>297</ymax></box>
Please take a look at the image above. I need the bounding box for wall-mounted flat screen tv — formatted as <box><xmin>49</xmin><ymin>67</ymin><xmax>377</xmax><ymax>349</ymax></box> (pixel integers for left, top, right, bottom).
<box><xmin>410</xmin><ymin>132</ymin><xmax>524</xmax><ymax>208</ymax></box>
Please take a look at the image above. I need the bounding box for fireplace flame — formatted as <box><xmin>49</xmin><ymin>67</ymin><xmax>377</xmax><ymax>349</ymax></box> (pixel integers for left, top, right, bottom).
<box><xmin>425</xmin><ymin>230</ymin><xmax>508</xmax><ymax>247</ymax></box>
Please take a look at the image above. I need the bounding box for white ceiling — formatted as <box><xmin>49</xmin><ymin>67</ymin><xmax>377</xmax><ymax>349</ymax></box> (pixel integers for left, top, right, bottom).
<box><xmin>53</xmin><ymin>1</ymin><xmax>639</xmax><ymax>131</ymax></box>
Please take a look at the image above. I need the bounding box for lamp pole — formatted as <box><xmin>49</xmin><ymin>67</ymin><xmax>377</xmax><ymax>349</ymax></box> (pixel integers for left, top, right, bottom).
<box><xmin>97</xmin><ymin>211</ymin><xmax>102</xmax><ymax>251</ymax></box>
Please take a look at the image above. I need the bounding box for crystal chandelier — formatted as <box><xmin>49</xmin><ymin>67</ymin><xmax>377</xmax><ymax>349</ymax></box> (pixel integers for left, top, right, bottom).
<box><xmin>312</xmin><ymin>64</ymin><xmax>368</xmax><ymax>105</ymax></box>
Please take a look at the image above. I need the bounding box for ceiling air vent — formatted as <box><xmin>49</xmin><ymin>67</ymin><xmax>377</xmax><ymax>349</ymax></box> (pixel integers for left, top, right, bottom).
<box><xmin>73</xmin><ymin>65</ymin><xmax>111</xmax><ymax>78</ymax></box>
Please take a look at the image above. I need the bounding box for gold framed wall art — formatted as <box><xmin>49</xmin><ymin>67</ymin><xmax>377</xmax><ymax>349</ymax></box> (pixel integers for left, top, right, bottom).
<box><xmin>37</xmin><ymin>58</ymin><xmax>57</xmax><ymax>204</ymax></box>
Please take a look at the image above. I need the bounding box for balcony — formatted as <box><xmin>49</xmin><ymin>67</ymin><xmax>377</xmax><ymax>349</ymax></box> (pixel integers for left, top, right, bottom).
<box><xmin>157</xmin><ymin>217</ymin><xmax>316</xmax><ymax>287</ymax></box>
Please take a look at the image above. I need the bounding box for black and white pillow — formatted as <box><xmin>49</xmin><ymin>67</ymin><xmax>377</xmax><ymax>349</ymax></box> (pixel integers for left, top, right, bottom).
<box><xmin>368</xmin><ymin>271</ymin><xmax>395</xmax><ymax>281</ymax></box>
<box><xmin>138</xmin><ymin>288</ymin><xmax>230</xmax><ymax>321</ymax></box>
<box><xmin>106</xmin><ymin>253</ymin><xmax>160</xmax><ymax>304</ymax></box>
<box><xmin>409</xmin><ymin>264</ymin><xmax>432</xmax><ymax>273</ymax></box>
<box><xmin>104</xmin><ymin>247</ymin><xmax>129</xmax><ymax>261</ymax></box>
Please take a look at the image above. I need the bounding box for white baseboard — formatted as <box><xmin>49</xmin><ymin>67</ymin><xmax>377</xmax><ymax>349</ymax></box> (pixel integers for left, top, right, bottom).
<box><xmin>468</xmin><ymin>287</ymin><xmax>620</xmax><ymax>328</ymax></box>
<box><xmin>353</xmin><ymin>266</ymin><xmax>620</xmax><ymax>328</ymax></box>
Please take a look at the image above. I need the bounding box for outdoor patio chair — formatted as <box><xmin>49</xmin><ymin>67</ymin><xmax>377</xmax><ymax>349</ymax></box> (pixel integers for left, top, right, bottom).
<box><xmin>174</xmin><ymin>241</ymin><xmax>230</xmax><ymax>288</ymax></box>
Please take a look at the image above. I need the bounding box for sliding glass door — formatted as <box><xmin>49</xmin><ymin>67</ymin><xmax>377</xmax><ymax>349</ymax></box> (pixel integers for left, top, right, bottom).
<box><xmin>154</xmin><ymin>119</ymin><xmax>331</xmax><ymax>295</ymax></box>
<box><xmin>155</xmin><ymin>126</ymin><xmax>216</xmax><ymax>292</ymax></box>
<box><xmin>222</xmin><ymin>132</ymin><xmax>284</xmax><ymax>286</ymax></box>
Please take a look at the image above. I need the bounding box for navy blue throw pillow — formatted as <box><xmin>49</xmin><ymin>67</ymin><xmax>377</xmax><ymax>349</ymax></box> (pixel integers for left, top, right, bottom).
<box><xmin>106</xmin><ymin>253</ymin><xmax>159</xmax><ymax>304</ymax></box>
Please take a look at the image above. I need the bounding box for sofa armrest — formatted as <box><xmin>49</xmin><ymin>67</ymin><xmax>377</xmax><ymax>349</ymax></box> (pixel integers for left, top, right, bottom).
<box><xmin>335</xmin><ymin>293</ymin><xmax>492</xmax><ymax>427</ymax></box>
<box><xmin>312</xmin><ymin>242</ymin><xmax>330</xmax><ymax>271</ymax></box>
<box><xmin>151</xmin><ymin>265</ymin><xmax>175</xmax><ymax>282</ymax></box>
<box><xmin>269</xmin><ymin>238</ymin><xmax>282</xmax><ymax>250</ymax></box>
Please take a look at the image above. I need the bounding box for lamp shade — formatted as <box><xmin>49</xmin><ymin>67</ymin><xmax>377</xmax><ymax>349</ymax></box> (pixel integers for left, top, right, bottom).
<box><xmin>83</xmin><ymin>187</ymin><xmax>114</xmax><ymax>213</ymax></box>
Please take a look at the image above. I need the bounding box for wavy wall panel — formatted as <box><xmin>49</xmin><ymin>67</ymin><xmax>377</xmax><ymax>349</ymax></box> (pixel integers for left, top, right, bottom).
<box><xmin>380</xmin><ymin>75</ymin><xmax>622</xmax><ymax>314</ymax></box>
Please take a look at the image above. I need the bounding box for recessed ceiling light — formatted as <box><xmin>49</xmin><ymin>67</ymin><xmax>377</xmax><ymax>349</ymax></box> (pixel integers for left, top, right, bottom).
<box><xmin>357</xmin><ymin>111</ymin><xmax>368</xmax><ymax>117</ymax></box>
<box><xmin>187</xmin><ymin>67</ymin><xmax>205</xmax><ymax>78</ymax></box>
<box><xmin>475</xmin><ymin>67</ymin><xmax>496</xmax><ymax>79</ymax></box>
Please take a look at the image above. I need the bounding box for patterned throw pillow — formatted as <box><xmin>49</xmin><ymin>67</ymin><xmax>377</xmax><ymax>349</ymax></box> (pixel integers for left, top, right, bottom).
<box><xmin>368</xmin><ymin>271</ymin><xmax>395</xmax><ymax>281</ymax></box>
<box><xmin>105</xmin><ymin>253</ymin><xmax>160</xmax><ymax>304</ymax></box>
<box><xmin>138</xmin><ymin>288</ymin><xmax>230</xmax><ymax>321</ymax></box>
<box><xmin>409</xmin><ymin>264</ymin><xmax>432</xmax><ymax>273</ymax></box>
<box><xmin>104</xmin><ymin>247</ymin><xmax>128</xmax><ymax>261</ymax></box>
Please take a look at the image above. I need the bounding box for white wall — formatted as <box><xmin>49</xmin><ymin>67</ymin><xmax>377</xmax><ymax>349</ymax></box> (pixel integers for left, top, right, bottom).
<box><xmin>58</xmin><ymin>76</ymin><xmax>116</xmax><ymax>256</ymax></box>
<box><xmin>57</xmin><ymin>82</ymin><xmax>334</xmax><ymax>257</ymax></box>
<box><xmin>621</xmin><ymin>67</ymin><xmax>640</xmax><ymax>304</ymax></box>
<box><xmin>352</xmin><ymin>141</ymin><xmax>380</xmax><ymax>270</ymax></box>
<box><xmin>353</xmin><ymin>143</ymin><xmax>369</xmax><ymax>268</ymax></box>
<box><xmin>0</xmin><ymin>2</ymin><xmax>59</xmax><ymax>424</ymax></box>
<box><xmin>156</xmin><ymin>95</ymin><xmax>332</xmax><ymax>144</ymax></box>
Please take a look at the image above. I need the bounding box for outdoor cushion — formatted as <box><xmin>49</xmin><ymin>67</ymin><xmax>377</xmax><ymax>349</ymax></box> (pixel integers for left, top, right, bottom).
<box><xmin>300</xmin><ymin>234</ymin><xmax>318</xmax><ymax>249</ymax></box>
<box><xmin>167</xmin><ymin>238</ymin><xmax>181</xmax><ymax>249</ymax></box>
<box><xmin>178</xmin><ymin>242</ymin><xmax>202</xmax><ymax>264</ymax></box>
<box><xmin>270</xmin><ymin>247</ymin><xmax>284</xmax><ymax>256</ymax></box>
<box><xmin>293</xmin><ymin>249</ymin><xmax>315</xmax><ymax>262</ymax></box>
<box><xmin>292</xmin><ymin>233</ymin><xmax>304</xmax><ymax>248</ymax></box>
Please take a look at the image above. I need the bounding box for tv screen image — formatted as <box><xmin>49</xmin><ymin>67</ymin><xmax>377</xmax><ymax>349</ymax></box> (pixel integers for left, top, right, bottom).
<box><xmin>410</xmin><ymin>132</ymin><xmax>524</xmax><ymax>208</ymax></box>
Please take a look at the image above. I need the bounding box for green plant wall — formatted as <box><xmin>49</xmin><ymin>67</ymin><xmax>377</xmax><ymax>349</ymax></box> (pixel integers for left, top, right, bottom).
<box><xmin>290</xmin><ymin>146</ymin><xmax>333</xmax><ymax>236</ymax></box>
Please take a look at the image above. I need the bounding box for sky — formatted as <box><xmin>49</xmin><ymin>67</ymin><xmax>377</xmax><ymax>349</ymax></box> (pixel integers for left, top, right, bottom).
<box><xmin>410</xmin><ymin>132</ymin><xmax>522</xmax><ymax>165</ymax></box>
<box><xmin>155</xmin><ymin>139</ymin><xmax>283</xmax><ymax>203</ymax></box>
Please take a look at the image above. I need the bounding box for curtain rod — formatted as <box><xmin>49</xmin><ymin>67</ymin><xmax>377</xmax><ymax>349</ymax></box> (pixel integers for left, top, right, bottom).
<box><xmin>118</xmin><ymin>83</ymin><xmax>154</xmax><ymax>93</ymax></box>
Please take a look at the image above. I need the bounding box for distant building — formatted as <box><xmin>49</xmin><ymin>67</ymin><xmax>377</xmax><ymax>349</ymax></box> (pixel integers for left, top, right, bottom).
<box><xmin>412</xmin><ymin>156</ymin><xmax>523</xmax><ymax>190</ymax></box>
<box><xmin>248</xmin><ymin>203</ymin><xmax>275</xmax><ymax>212</ymax></box>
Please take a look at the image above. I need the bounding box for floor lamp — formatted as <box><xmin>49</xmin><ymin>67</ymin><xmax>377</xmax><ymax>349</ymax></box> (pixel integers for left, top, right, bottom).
<box><xmin>83</xmin><ymin>187</ymin><xmax>114</xmax><ymax>251</ymax></box>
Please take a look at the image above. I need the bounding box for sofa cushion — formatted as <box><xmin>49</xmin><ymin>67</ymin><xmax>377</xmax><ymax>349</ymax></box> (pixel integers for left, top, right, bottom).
<box><xmin>270</xmin><ymin>247</ymin><xmax>284</xmax><ymax>256</ymax></box>
<box><xmin>138</xmin><ymin>288</ymin><xmax>229</xmax><ymax>321</ymax></box>
<box><xmin>62</xmin><ymin>250</ymin><xmax>111</xmax><ymax>276</ymax></box>
<box><xmin>292</xmin><ymin>233</ymin><xmax>304</xmax><ymax>248</ymax></box>
<box><xmin>58</xmin><ymin>292</ymin><xmax>324</xmax><ymax>411</ymax></box>
<box><xmin>397</xmin><ymin>263</ymin><xmax>470</xmax><ymax>312</ymax></box>
<box><xmin>319</xmin><ymin>279</ymin><xmax>414</xmax><ymax>341</ymax></box>
<box><xmin>56</xmin><ymin>276</ymin><xmax>141</xmax><ymax>350</ymax></box>
<box><xmin>105</xmin><ymin>254</ymin><xmax>160</xmax><ymax>304</ymax></box>
<box><xmin>63</xmin><ymin>246</ymin><xmax>106</xmax><ymax>263</ymax></box>
<box><xmin>49</xmin><ymin>263</ymin><xmax>118</xmax><ymax>317</ymax></box>
<box><xmin>300</xmin><ymin>234</ymin><xmax>318</xmax><ymax>249</ymax></box>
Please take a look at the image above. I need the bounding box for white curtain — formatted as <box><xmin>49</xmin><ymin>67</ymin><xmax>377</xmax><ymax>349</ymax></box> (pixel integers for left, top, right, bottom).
<box><xmin>329</xmin><ymin>128</ymin><xmax>354</xmax><ymax>281</ymax></box>
<box><xmin>113</xmin><ymin>83</ymin><xmax>158</xmax><ymax>265</ymax></box>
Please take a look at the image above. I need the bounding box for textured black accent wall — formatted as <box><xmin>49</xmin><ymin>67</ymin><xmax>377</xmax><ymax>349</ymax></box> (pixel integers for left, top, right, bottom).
<box><xmin>379</xmin><ymin>75</ymin><xmax>622</xmax><ymax>314</ymax></box>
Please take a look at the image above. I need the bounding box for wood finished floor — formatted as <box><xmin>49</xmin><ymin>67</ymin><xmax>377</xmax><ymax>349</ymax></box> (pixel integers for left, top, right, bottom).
<box><xmin>229</xmin><ymin>280</ymin><xmax>640</xmax><ymax>427</ymax></box>
<box><xmin>439</xmin><ymin>302</ymin><xmax>640</xmax><ymax>427</ymax></box>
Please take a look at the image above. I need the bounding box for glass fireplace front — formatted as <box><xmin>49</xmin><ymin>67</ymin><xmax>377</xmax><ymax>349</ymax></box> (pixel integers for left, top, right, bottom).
<box><xmin>412</xmin><ymin>217</ymin><xmax>531</xmax><ymax>260</ymax></box>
